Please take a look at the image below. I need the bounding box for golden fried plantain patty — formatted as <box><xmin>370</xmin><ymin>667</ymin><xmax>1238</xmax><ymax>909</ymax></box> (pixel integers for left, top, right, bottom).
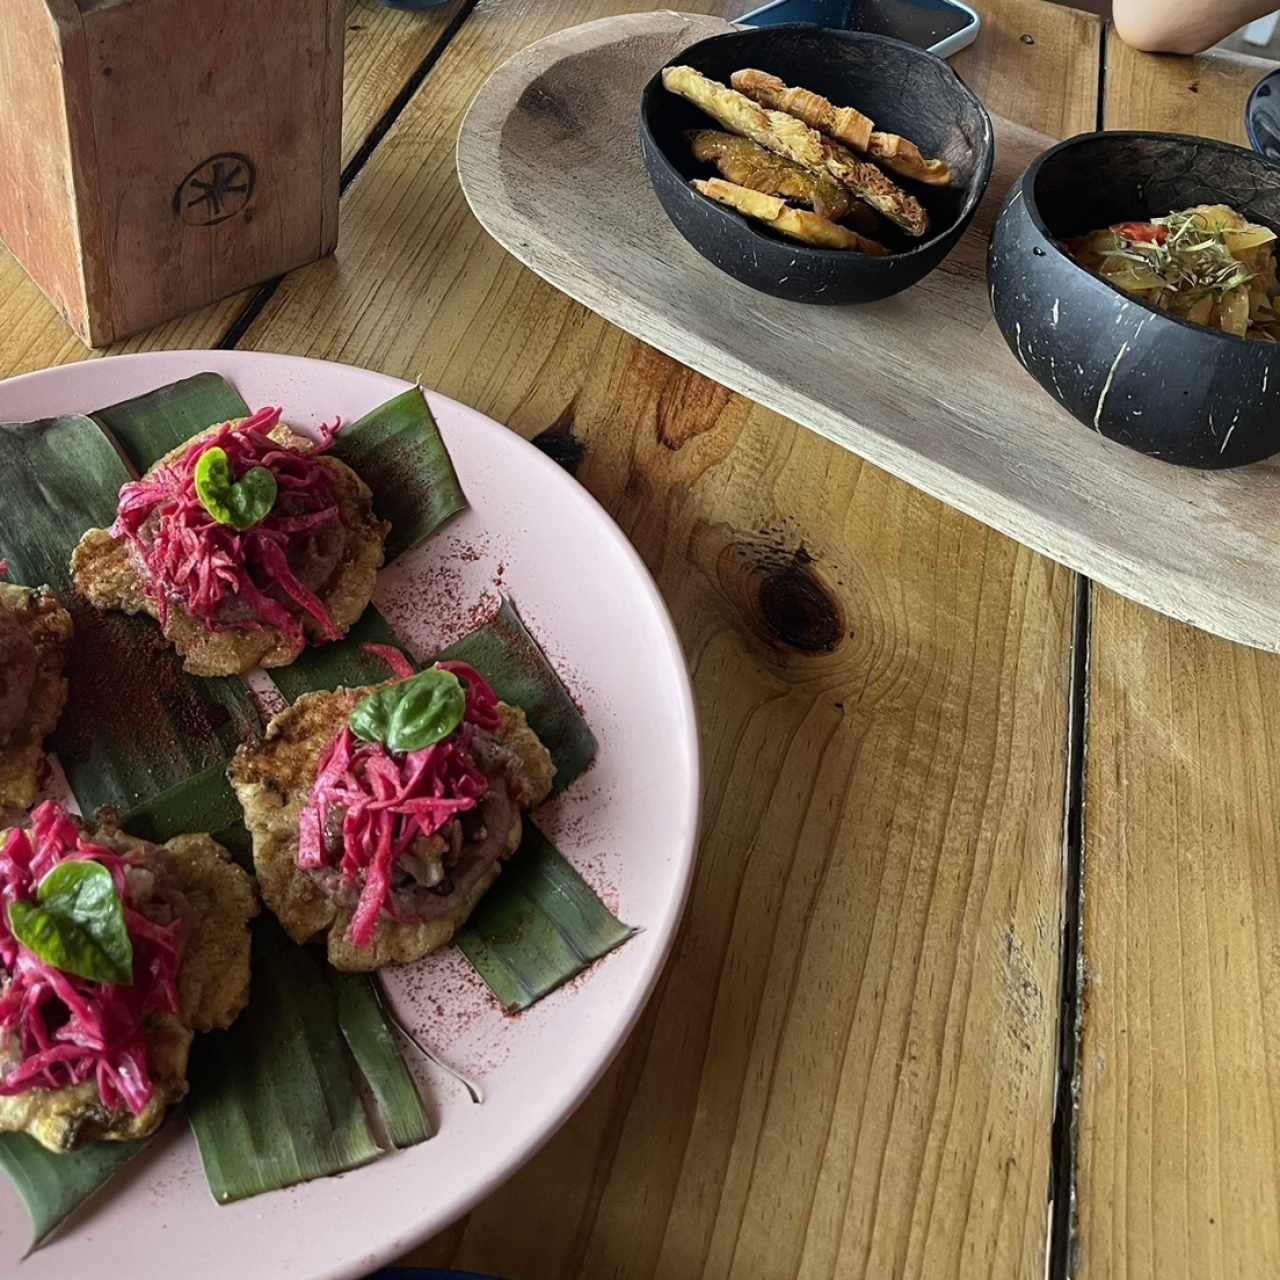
<box><xmin>229</xmin><ymin>686</ymin><xmax>555</xmax><ymax>972</ymax></box>
<box><xmin>0</xmin><ymin>583</ymin><xmax>72</xmax><ymax>814</ymax></box>
<box><xmin>0</xmin><ymin>820</ymin><xmax>258</xmax><ymax>1152</ymax></box>
<box><xmin>70</xmin><ymin>421</ymin><xmax>389</xmax><ymax>678</ymax></box>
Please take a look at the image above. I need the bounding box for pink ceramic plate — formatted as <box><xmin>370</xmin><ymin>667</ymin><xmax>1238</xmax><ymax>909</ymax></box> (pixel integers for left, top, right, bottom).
<box><xmin>0</xmin><ymin>351</ymin><xmax>700</xmax><ymax>1278</ymax></box>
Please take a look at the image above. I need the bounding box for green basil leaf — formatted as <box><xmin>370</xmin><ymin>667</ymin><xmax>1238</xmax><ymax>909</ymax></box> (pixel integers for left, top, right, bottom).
<box><xmin>349</xmin><ymin>689</ymin><xmax>393</xmax><ymax>746</ymax></box>
<box><xmin>349</xmin><ymin>669</ymin><xmax>465</xmax><ymax>754</ymax></box>
<box><xmin>194</xmin><ymin>446</ymin><xmax>277</xmax><ymax>531</ymax></box>
<box><xmin>6</xmin><ymin>862</ymin><xmax>133</xmax><ymax>986</ymax></box>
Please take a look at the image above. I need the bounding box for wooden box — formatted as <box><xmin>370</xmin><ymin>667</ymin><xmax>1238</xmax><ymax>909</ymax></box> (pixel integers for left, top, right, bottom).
<box><xmin>0</xmin><ymin>0</ymin><xmax>345</xmax><ymax>347</ymax></box>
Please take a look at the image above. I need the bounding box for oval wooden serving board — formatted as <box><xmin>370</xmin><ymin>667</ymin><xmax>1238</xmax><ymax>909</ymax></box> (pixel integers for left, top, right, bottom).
<box><xmin>458</xmin><ymin>10</ymin><xmax>1280</xmax><ymax>653</ymax></box>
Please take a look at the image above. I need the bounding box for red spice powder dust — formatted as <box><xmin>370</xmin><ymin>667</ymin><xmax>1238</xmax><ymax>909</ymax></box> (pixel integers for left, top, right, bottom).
<box><xmin>374</xmin><ymin>535</ymin><xmax>510</xmax><ymax>658</ymax></box>
<box><xmin>56</xmin><ymin>598</ymin><xmax>245</xmax><ymax>777</ymax></box>
<box><xmin>383</xmin><ymin>943</ymin><xmax>514</xmax><ymax>1077</ymax></box>
<box><xmin>361</xmin><ymin>533</ymin><xmax>632</xmax><ymax>1071</ymax></box>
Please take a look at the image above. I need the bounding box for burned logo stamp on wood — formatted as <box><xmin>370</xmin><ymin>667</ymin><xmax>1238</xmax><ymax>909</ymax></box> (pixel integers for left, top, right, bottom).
<box><xmin>173</xmin><ymin>153</ymin><xmax>256</xmax><ymax>226</ymax></box>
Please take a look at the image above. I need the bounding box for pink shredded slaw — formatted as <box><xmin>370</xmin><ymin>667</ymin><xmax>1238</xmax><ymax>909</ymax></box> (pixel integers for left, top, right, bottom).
<box><xmin>299</xmin><ymin>663</ymin><xmax>503</xmax><ymax>947</ymax></box>
<box><xmin>359</xmin><ymin>643</ymin><xmax>416</xmax><ymax>681</ymax></box>
<box><xmin>111</xmin><ymin>407</ymin><xmax>346</xmax><ymax>649</ymax></box>
<box><xmin>0</xmin><ymin>803</ymin><xmax>184</xmax><ymax>1115</ymax></box>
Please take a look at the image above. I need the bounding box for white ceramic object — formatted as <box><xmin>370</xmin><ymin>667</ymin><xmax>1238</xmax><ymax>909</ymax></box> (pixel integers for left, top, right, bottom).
<box><xmin>0</xmin><ymin>351</ymin><xmax>700</xmax><ymax>1279</ymax></box>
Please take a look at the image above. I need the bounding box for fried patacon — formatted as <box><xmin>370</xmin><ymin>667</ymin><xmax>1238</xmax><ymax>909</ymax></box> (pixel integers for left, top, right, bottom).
<box><xmin>687</xmin><ymin>128</ymin><xmax>855</xmax><ymax>222</ymax></box>
<box><xmin>0</xmin><ymin>583</ymin><xmax>72</xmax><ymax>814</ymax></box>
<box><xmin>71</xmin><ymin>417</ymin><xmax>389</xmax><ymax>678</ymax></box>
<box><xmin>731</xmin><ymin>69</ymin><xmax>953</xmax><ymax>186</ymax></box>
<box><xmin>662</xmin><ymin>66</ymin><xmax>929</xmax><ymax>237</ymax></box>
<box><xmin>229</xmin><ymin>685</ymin><xmax>555</xmax><ymax>973</ymax></box>
<box><xmin>693</xmin><ymin>179</ymin><xmax>888</xmax><ymax>254</ymax></box>
<box><xmin>732</xmin><ymin>69</ymin><xmax>873</xmax><ymax>152</ymax></box>
<box><xmin>0</xmin><ymin>811</ymin><xmax>257</xmax><ymax>1152</ymax></box>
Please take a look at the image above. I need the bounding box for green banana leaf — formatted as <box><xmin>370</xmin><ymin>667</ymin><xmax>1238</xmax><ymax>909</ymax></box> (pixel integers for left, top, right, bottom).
<box><xmin>331</xmin><ymin>973</ymin><xmax>432</xmax><ymax>1150</ymax></box>
<box><xmin>445</xmin><ymin>603</ymin><xmax>632</xmax><ymax>1008</ymax></box>
<box><xmin>93</xmin><ymin>372</ymin><xmax>250</xmax><ymax>465</ymax></box>
<box><xmin>121</xmin><ymin>763</ymin><xmax>252</xmax><ymax>864</ymax></box>
<box><xmin>185</xmin><ymin>921</ymin><xmax>384</xmax><ymax>1204</ymax></box>
<box><xmin>458</xmin><ymin>823</ymin><xmax>636</xmax><ymax>1012</ymax></box>
<box><xmin>0</xmin><ymin>1135</ymin><xmax>146</xmax><ymax>1254</ymax></box>
<box><xmin>440</xmin><ymin>600</ymin><xmax>597</xmax><ymax>793</ymax></box>
<box><xmin>330</xmin><ymin>386</ymin><xmax>467</xmax><ymax>561</ymax></box>
<box><xmin>0</xmin><ymin>416</ymin><xmax>260</xmax><ymax>816</ymax></box>
<box><xmin>0</xmin><ymin>374</ymin><xmax>626</xmax><ymax>1240</ymax></box>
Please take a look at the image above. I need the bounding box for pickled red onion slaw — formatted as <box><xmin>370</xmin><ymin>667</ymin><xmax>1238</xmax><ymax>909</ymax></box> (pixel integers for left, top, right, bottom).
<box><xmin>112</xmin><ymin>406</ymin><xmax>345</xmax><ymax>648</ymax></box>
<box><xmin>0</xmin><ymin>803</ymin><xmax>184</xmax><ymax>1115</ymax></box>
<box><xmin>299</xmin><ymin>662</ymin><xmax>503</xmax><ymax>947</ymax></box>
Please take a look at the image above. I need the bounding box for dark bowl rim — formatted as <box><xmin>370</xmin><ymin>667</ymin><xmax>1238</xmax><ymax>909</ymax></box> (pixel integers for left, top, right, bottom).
<box><xmin>640</xmin><ymin>24</ymin><xmax>996</xmax><ymax>265</ymax></box>
<box><xmin>1015</xmin><ymin>127</ymin><xmax>1280</xmax><ymax>354</ymax></box>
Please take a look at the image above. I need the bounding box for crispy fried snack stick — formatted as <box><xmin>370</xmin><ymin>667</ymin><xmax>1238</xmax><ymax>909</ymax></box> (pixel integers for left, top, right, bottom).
<box><xmin>687</xmin><ymin>129</ymin><xmax>853</xmax><ymax>222</ymax></box>
<box><xmin>687</xmin><ymin>131</ymin><xmax>883</xmax><ymax>235</ymax></box>
<box><xmin>663</xmin><ymin>66</ymin><xmax>928</xmax><ymax>236</ymax></box>
<box><xmin>692</xmin><ymin>178</ymin><xmax>888</xmax><ymax>254</ymax></box>
<box><xmin>730</xmin><ymin>68</ymin><xmax>953</xmax><ymax>187</ymax></box>
<box><xmin>732</xmin><ymin>69</ymin><xmax>873</xmax><ymax>152</ymax></box>
<box><xmin>867</xmin><ymin>131</ymin><xmax>952</xmax><ymax>186</ymax></box>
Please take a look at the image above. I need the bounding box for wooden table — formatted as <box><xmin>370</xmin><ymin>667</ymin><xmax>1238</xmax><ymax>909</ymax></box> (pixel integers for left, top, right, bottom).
<box><xmin>0</xmin><ymin>3</ymin><xmax>1276</xmax><ymax>1276</ymax></box>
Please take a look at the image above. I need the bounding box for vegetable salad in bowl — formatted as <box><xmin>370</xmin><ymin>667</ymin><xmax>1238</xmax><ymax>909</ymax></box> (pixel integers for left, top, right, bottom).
<box><xmin>1068</xmin><ymin>204</ymin><xmax>1279</xmax><ymax>340</ymax></box>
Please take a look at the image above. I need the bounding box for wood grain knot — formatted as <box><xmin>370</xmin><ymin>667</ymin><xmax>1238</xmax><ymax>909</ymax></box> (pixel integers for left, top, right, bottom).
<box><xmin>532</xmin><ymin>404</ymin><xmax>587</xmax><ymax>475</ymax></box>
<box><xmin>712</xmin><ymin>534</ymin><xmax>844</xmax><ymax>653</ymax></box>
<box><xmin>758</xmin><ymin>550</ymin><xmax>844</xmax><ymax>653</ymax></box>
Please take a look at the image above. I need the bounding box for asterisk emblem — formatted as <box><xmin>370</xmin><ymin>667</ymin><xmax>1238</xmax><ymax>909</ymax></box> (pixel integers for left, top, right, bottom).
<box><xmin>173</xmin><ymin>153</ymin><xmax>256</xmax><ymax>227</ymax></box>
<box><xmin>188</xmin><ymin>159</ymin><xmax>248</xmax><ymax>216</ymax></box>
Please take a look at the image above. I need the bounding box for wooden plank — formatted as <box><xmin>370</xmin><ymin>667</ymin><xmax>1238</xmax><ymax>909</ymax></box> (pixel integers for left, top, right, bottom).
<box><xmin>0</xmin><ymin>0</ymin><xmax>467</xmax><ymax>379</ymax></box>
<box><xmin>226</xmin><ymin>1</ymin><xmax>1095</xmax><ymax>1273</ymax></box>
<box><xmin>1079</xmin><ymin>33</ymin><xmax>1280</xmax><ymax>1280</ymax></box>
<box><xmin>341</xmin><ymin>0</ymin><xmax>470</xmax><ymax>166</ymax></box>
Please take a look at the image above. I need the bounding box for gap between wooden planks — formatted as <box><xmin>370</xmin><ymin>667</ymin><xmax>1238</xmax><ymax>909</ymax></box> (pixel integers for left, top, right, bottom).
<box><xmin>1077</xmin><ymin>34</ymin><xmax>1280</xmax><ymax>1280</ymax></box>
<box><xmin>0</xmin><ymin>0</ymin><xmax>471</xmax><ymax>380</ymax></box>
<box><xmin>226</xmin><ymin>0</ymin><xmax>1091</xmax><ymax>1274</ymax></box>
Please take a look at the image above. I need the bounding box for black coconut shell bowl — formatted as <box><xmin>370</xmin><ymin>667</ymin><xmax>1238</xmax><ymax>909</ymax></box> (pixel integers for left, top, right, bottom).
<box><xmin>640</xmin><ymin>25</ymin><xmax>994</xmax><ymax>305</ymax></box>
<box><xmin>989</xmin><ymin>130</ymin><xmax>1280</xmax><ymax>469</ymax></box>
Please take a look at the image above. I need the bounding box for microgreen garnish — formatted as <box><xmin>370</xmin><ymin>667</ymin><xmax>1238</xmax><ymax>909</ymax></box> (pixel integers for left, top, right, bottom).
<box><xmin>194</xmin><ymin>445</ymin><xmax>278</xmax><ymax>531</ymax></box>
<box><xmin>1100</xmin><ymin>210</ymin><xmax>1257</xmax><ymax>302</ymax></box>
<box><xmin>349</xmin><ymin>668</ymin><xmax>466</xmax><ymax>754</ymax></box>
<box><xmin>7</xmin><ymin>861</ymin><xmax>134</xmax><ymax>986</ymax></box>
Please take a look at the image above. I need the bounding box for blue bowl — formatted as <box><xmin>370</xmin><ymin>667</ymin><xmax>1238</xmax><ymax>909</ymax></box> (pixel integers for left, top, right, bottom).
<box><xmin>1246</xmin><ymin>68</ymin><xmax>1280</xmax><ymax>162</ymax></box>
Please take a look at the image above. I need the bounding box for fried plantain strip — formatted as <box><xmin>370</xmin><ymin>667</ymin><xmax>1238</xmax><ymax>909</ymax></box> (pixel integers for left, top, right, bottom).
<box><xmin>692</xmin><ymin>178</ymin><xmax>888</xmax><ymax>254</ymax></box>
<box><xmin>687</xmin><ymin>128</ymin><xmax>853</xmax><ymax>221</ymax></box>
<box><xmin>730</xmin><ymin>68</ymin><xmax>953</xmax><ymax>187</ymax></box>
<box><xmin>731</xmin><ymin>68</ymin><xmax>873</xmax><ymax>152</ymax></box>
<box><xmin>663</xmin><ymin>66</ymin><xmax>928</xmax><ymax>236</ymax></box>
